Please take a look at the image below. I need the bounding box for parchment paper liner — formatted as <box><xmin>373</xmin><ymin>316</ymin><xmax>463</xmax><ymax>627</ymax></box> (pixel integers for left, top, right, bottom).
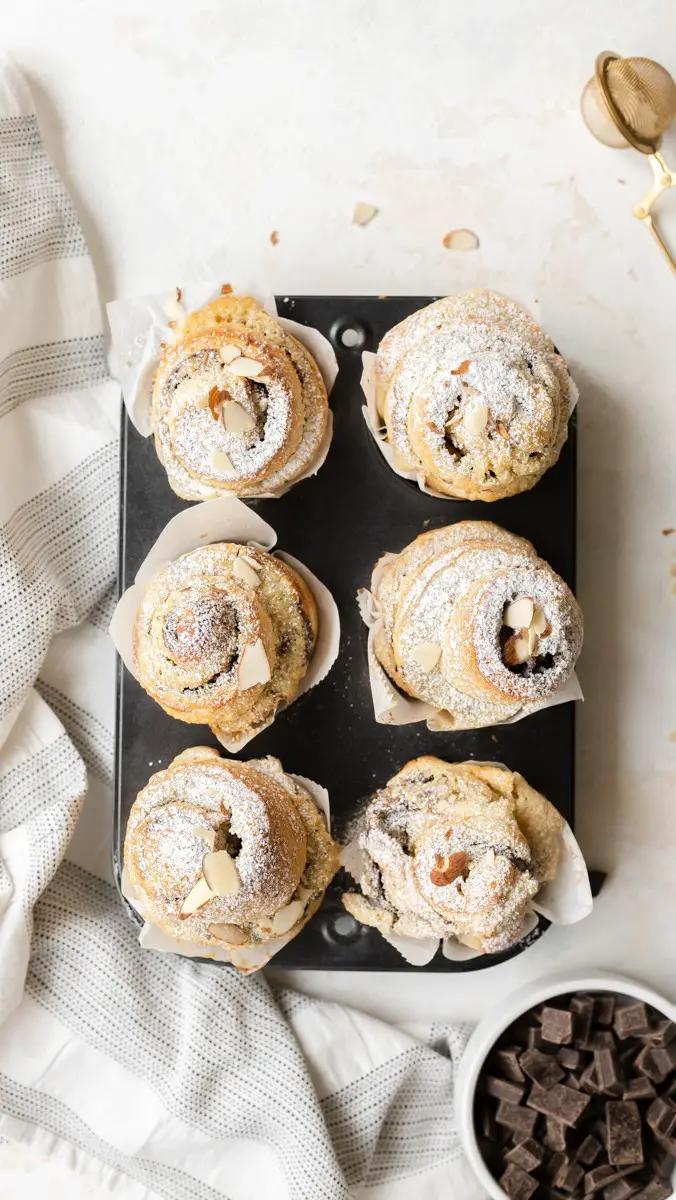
<box><xmin>340</xmin><ymin>764</ymin><xmax>592</xmax><ymax>967</ymax></box>
<box><xmin>106</xmin><ymin>280</ymin><xmax>338</xmax><ymax>498</ymax></box>
<box><xmin>359</xmin><ymin>292</ymin><xmax>579</xmax><ymax>500</ymax></box>
<box><xmin>109</xmin><ymin>496</ymin><xmax>340</xmax><ymax>752</ymax></box>
<box><xmin>358</xmin><ymin>552</ymin><xmax>583</xmax><ymax>732</ymax></box>
<box><xmin>121</xmin><ymin>772</ymin><xmax>331</xmax><ymax>973</ymax></box>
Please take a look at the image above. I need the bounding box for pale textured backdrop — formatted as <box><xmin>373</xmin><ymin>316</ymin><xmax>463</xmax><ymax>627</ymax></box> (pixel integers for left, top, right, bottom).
<box><xmin>1</xmin><ymin>0</ymin><xmax>675</xmax><ymax>1195</ymax></box>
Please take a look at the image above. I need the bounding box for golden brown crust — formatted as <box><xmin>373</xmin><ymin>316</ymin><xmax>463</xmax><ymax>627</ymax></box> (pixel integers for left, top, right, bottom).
<box><xmin>133</xmin><ymin>542</ymin><xmax>318</xmax><ymax>741</ymax></box>
<box><xmin>151</xmin><ymin>295</ymin><xmax>329</xmax><ymax>500</ymax></box>
<box><xmin>342</xmin><ymin>756</ymin><xmax>563</xmax><ymax>954</ymax></box>
<box><xmin>374</xmin><ymin>291</ymin><xmax>574</xmax><ymax>501</ymax></box>
<box><xmin>125</xmin><ymin>750</ymin><xmax>339</xmax><ymax>951</ymax></box>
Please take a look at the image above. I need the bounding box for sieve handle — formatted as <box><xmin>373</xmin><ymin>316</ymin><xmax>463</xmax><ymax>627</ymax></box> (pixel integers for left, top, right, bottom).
<box><xmin>633</xmin><ymin>151</ymin><xmax>676</xmax><ymax>272</ymax></box>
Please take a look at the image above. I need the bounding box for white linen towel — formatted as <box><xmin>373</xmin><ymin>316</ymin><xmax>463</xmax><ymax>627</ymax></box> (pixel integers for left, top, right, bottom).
<box><xmin>0</xmin><ymin>60</ymin><xmax>486</xmax><ymax>1200</ymax></box>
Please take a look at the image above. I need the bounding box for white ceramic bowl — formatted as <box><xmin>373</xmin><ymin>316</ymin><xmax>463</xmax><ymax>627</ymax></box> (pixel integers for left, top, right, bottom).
<box><xmin>455</xmin><ymin>969</ymin><xmax>676</xmax><ymax>1200</ymax></box>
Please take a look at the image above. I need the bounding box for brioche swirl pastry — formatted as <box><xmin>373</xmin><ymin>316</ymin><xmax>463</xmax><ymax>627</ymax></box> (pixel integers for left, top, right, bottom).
<box><xmin>342</xmin><ymin>756</ymin><xmax>563</xmax><ymax>954</ymax></box>
<box><xmin>133</xmin><ymin>542</ymin><xmax>318</xmax><ymax>742</ymax></box>
<box><xmin>152</xmin><ymin>294</ymin><xmax>329</xmax><ymax>499</ymax></box>
<box><xmin>375</xmin><ymin>291</ymin><xmax>576</xmax><ymax>501</ymax></box>
<box><xmin>372</xmin><ymin>520</ymin><xmax>583</xmax><ymax>729</ymax></box>
<box><xmin>125</xmin><ymin>747</ymin><xmax>339</xmax><ymax>951</ymax></box>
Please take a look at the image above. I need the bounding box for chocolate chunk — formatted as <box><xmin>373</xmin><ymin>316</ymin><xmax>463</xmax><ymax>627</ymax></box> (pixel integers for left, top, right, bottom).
<box><xmin>606</xmin><ymin>1101</ymin><xmax>643</xmax><ymax>1166</ymax></box>
<box><xmin>595</xmin><ymin>1048</ymin><xmax>622</xmax><ymax>1092</ymax></box>
<box><xmin>594</xmin><ymin>996</ymin><xmax>617</xmax><ymax>1027</ymax></box>
<box><xmin>632</xmin><ymin>1182</ymin><xmax>673</xmax><ymax>1200</ymax></box>
<box><xmin>499</xmin><ymin>1162</ymin><xmax>538</xmax><ymax>1199</ymax></box>
<box><xmin>581</xmin><ymin>1062</ymin><xmax>603</xmax><ymax>1094</ymax></box>
<box><xmin>652</xmin><ymin>1144</ymin><xmax>676</xmax><ymax>1180</ymax></box>
<box><xmin>527</xmin><ymin>1026</ymin><xmax>544</xmax><ymax>1050</ymax></box>
<box><xmin>547</xmin><ymin>1150</ymin><xmax>568</xmax><ymax>1180</ymax></box>
<box><xmin>497</xmin><ymin>1046</ymin><xmax>527</xmax><ymax>1083</ymax></box>
<box><xmin>634</xmin><ymin>1046</ymin><xmax>667</xmax><ymax>1084</ymax></box>
<box><xmin>622</xmin><ymin>1078</ymin><xmax>657</xmax><ymax>1101</ymax></box>
<box><xmin>572</xmin><ymin>996</ymin><xmax>594</xmax><ymax>1046</ymax></box>
<box><xmin>615</xmin><ymin>1004</ymin><xmax>651</xmax><ymax>1040</ymax></box>
<box><xmin>650</xmin><ymin>1044</ymin><xmax>676</xmax><ymax>1080</ymax></box>
<box><xmin>585</xmin><ymin>1031</ymin><xmax>618</xmax><ymax>1051</ymax></box>
<box><xmin>566</xmin><ymin>1071</ymin><xmax>583</xmax><ymax>1091</ymax></box>
<box><xmin>641</xmin><ymin>1020</ymin><xmax>676</xmax><ymax>1049</ymax></box>
<box><xmin>602</xmin><ymin>1180</ymin><xmax>640</xmax><ymax>1200</ymax></box>
<box><xmin>545</xmin><ymin>1116</ymin><xmax>569</xmax><ymax>1151</ymax></box>
<box><xmin>528</xmin><ymin>1082</ymin><xmax>592</xmax><ymax>1126</ymax></box>
<box><xmin>496</xmin><ymin>1100</ymin><xmax>538</xmax><ymax>1140</ymax></box>
<box><xmin>647</xmin><ymin>1096</ymin><xmax>676</xmax><ymax>1138</ymax></box>
<box><xmin>505</xmin><ymin>1138</ymin><xmax>545</xmax><ymax>1172</ymax></box>
<box><xmin>576</xmin><ymin>1134</ymin><xmax>603</xmax><ymax>1165</ymax></box>
<box><xmin>542</xmin><ymin>1006</ymin><xmax>575</xmax><ymax>1045</ymax></box>
<box><xmin>485</xmin><ymin>1075</ymin><xmax>526</xmax><ymax>1105</ymax></box>
<box><xmin>584</xmin><ymin>1165</ymin><xmax>640</xmax><ymax>1194</ymax></box>
<box><xmin>558</xmin><ymin>1047</ymin><xmax>583</xmax><ymax>1071</ymax></box>
<box><xmin>584</xmin><ymin>1165</ymin><xmax>623</xmax><ymax>1193</ymax></box>
<box><xmin>520</xmin><ymin>1048</ymin><xmax>566</xmax><ymax>1089</ymax></box>
<box><xmin>553</xmin><ymin>1157</ymin><xmax>584</xmax><ymax>1192</ymax></box>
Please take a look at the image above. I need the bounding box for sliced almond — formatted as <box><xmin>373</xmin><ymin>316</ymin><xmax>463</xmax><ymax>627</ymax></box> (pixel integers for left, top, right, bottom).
<box><xmin>239</xmin><ymin>552</ymin><xmax>261</xmax><ymax>571</ymax></box>
<box><xmin>410</xmin><ymin>642</ymin><xmax>442</xmax><ymax>672</ymax></box>
<box><xmin>219</xmin><ymin>345</ymin><xmax>242</xmax><ymax>365</ymax></box>
<box><xmin>451</xmin><ymin>360</ymin><xmax>471</xmax><ymax>376</ymax></box>
<box><xmin>208</xmin><ymin>922</ymin><xmax>248</xmax><ymax>946</ymax></box>
<box><xmin>430</xmin><ymin>850</ymin><xmax>468</xmax><ymax>887</ymax></box>
<box><xmin>530</xmin><ymin>605</ymin><xmax>548</xmax><ymax>635</ymax></box>
<box><xmin>228</xmin><ymin>357</ymin><xmax>265</xmax><ymax>378</ymax></box>
<box><xmin>222</xmin><ymin>401</ymin><xmax>256</xmax><ymax>434</ymax></box>
<box><xmin>463</xmin><ymin>404</ymin><xmax>489</xmax><ymax>436</ymax></box>
<box><xmin>179</xmin><ymin>875</ymin><xmax>214</xmax><ymax>918</ymax></box>
<box><xmin>271</xmin><ymin>899</ymin><xmax>305</xmax><ymax>936</ymax></box>
<box><xmin>202</xmin><ymin>849</ymin><xmax>240</xmax><ymax>895</ymax></box>
<box><xmin>496</xmin><ymin>421</ymin><xmax>509</xmax><ymax>440</ymax></box>
<box><xmin>238</xmin><ymin>639</ymin><xmax>271</xmax><ymax>690</ymax></box>
<box><xmin>503</xmin><ymin>631</ymin><xmax>531</xmax><ymax>667</ymax></box>
<box><xmin>164</xmin><ymin>291</ymin><xmax>187</xmax><ymax>327</ymax></box>
<box><xmin>443</xmin><ymin>228</ymin><xmax>479</xmax><ymax>252</ymax></box>
<box><xmin>352</xmin><ymin>201</ymin><xmax>378</xmax><ymax>227</ymax></box>
<box><xmin>503</xmin><ymin>597</ymin><xmax>534</xmax><ymax>630</ymax></box>
<box><xmin>255</xmin><ymin>375</ymin><xmax>271</xmax><ymax>385</ymax></box>
<box><xmin>191</xmin><ymin>826</ymin><xmax>216</xmax><ymax>850</ymax></box>
<box><xmin>210</xmin><ymin>450</ymin><xmax>236</xmax><ymax>477</ymax></box>
<box><xmin>233</xmin><ymin>556</ymin><xmax>261</xmax><ymax>588</ymax></box>
<box><xmin>526</xmin><ymin>626</ymin><xmax>540</xmax><ymax>656</ymax></box>
<box><xmin>195</xmin><ymin>391</ymin><xmax>211</xmax><ymax>409</ymax></box>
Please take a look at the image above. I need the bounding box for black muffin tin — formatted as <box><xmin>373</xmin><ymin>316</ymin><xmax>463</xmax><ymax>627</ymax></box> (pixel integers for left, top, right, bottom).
<box><xmin>114</xmin><ymin>296</ymin><xmax>576</xmax><ymax>971</ymax></box>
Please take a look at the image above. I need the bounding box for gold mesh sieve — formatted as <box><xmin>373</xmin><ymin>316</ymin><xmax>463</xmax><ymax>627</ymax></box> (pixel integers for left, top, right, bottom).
<box><xmin>581</xmin><ymin>52</ymin><xmax>676</xmax><ymax>271</ymax></box>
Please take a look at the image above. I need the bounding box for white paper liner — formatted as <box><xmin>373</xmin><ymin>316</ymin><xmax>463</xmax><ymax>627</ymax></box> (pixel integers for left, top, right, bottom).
<box><xmin>121</xmin><ymin>772</ymin><xmax>331</xmax><ymax>974</ymax></box>
<box><xmin>357</xmin><ymin>553</ymin><xmax>583</xmax><ymax>732</ymax></box>
<box><xmin>109</xmin><ymin>496</ymin><xmax>340</xmax><ymax>752</ymax></box>
<box><xmin>340</xmin><ymin>767</ymin><xmax>593</xmax><ymax>967</ymax></box>
<box><xmin>106</xmin><ymin>280</ymin><xmax>338</xmax><ymax>497</ymax></box>
<box><xmin>359</xmin><ymin>292</ymin><xmax>580</xmax><ymax>500</ymax></box>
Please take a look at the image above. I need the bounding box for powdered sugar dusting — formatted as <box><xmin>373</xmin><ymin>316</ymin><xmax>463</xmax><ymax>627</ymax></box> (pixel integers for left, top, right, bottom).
<box><xmin>377</xmin><ymin>291</ymin><xmax>573</xmax><ymax>500</ymax></box>
<box><xmin>345</xmin><ymin>761</ymin><xmax>550</xmax><ymax>953</ymax></box>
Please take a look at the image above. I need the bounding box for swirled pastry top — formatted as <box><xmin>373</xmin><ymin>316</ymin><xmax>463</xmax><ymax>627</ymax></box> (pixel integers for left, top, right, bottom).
<box><xmin>342</xmin><ymin>756</ymin><xmax>563</xmax><ymax>954</ymax></box>
<box><xmin>375</xmin><ymin>291</ymin><xmax>576</xmax><ymax>501</ymax></box>
<box><xmin>373</xmin><ymin>520</ymin><xmax>583</xmax><ymax>730</ymax></box>
<box><xmin>152</xmin><ymin>295</ymin><xmax>329</xmax><ymax>499</ymax></box>
<box><xmin>133</xmin><ymin>542</ymin><xmax>318</xmax><ymax>742</ymax></box>
<box><xmin>125</xmin><ymin>747</ymin><xmax>339</xmax><ymax>950</ymax></box>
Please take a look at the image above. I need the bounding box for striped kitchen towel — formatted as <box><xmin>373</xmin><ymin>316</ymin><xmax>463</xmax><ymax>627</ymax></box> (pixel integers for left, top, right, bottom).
<box><xmin>0</xmin><ymin>59</ymin><xmax>484</xmax><ymax>1200</ymax></box>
